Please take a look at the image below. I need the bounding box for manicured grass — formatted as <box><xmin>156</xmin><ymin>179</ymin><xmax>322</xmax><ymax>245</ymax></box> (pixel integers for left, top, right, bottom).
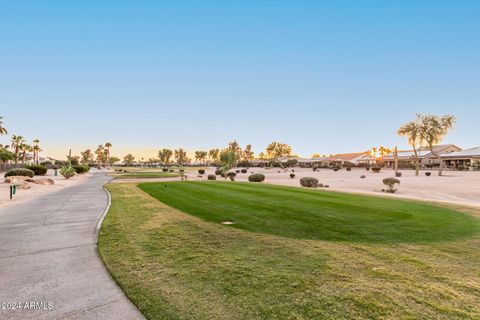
<box><xmin>138</xmin><ymin>181</ymin><xmax>480</xmax><ymax>243</ymax></box>
<box><xmin>113</xmin><ymin>172</ymin><xmax>180</xmax><ymax>179</ymax></box>
<box><xmin>99</xmin><ymin>183</ymin><xmax>480</xmax><ymax>320</ymax></box>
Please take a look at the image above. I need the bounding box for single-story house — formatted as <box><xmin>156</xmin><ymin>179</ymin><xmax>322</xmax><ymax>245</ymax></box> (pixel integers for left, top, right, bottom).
<box><xmin>324</xmin><ymin>152</ymin><xmax>376</xmax><ymax>166</ymax></box>
<box><xmin>440</xmin><ymin>147</ymin><xmax>480</xmax><ymax>169</ymax></box>
<box><xmin>383</xmin><ymin>144</ymin><xmax>461</xmax><ymax>168</ymax></box>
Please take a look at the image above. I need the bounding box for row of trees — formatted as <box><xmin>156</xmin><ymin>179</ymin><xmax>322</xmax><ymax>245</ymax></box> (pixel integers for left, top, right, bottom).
<box><xmin>77</xmin><ymin>143</ymin><xmax>118</xmax><ymax>167</ymax></box>
<box><xmin>0</xmin><ymin>116</ymin><xmax>42</xmax><ymax>165</ymax></box>
<box><xmin>143</xmin><ymin>141</ymin><xmax>292</xmax><ymax>167</ymax></box>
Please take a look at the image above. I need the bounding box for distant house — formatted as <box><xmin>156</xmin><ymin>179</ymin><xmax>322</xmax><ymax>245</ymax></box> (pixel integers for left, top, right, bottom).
<box><xmin>440</xmin><ymin>147</ymin><xmax>480</xmax><ymax>169</ymax></box>
<box><xmin>325</xmin><ymin>152</ymin><xmax>376</xmax><ymax>166</ymax></box>
<box><xmin>383</xmin><ymin>144</ymin><xmax>461</xmax><ymax>168</ymax></box>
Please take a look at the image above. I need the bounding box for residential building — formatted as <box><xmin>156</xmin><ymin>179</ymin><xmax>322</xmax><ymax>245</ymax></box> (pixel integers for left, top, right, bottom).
<box><xmin>383</xmin><ymin>144</ymin><xmax>461</xmax><ymax>168</ymax></box>
<box><xmin>441</xmin><ymin>147</ymin><xmax>480</xmax><ymax>169</ymax></box>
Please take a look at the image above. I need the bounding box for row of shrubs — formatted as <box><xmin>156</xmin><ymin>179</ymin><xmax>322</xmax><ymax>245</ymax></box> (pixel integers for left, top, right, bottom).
<box><xmin>4</xmin><ymin>165</ymin><xmax>90</xmax><ymax>178</ymax></box>
<box><xmin>205</xmin><ymin>173</ymin><xmax>266</xmax><ymax>183</ymax></box>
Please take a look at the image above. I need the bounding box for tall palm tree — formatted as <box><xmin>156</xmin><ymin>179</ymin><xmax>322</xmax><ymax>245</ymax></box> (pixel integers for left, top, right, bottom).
<box><xmin>0</xmin><ymin>116</ymin><xmax>7</xmax><ymax>135</ymax></box>
<box><xmin>105</xmin><ymin>142</ymin><xmax>112</xmax><ymax>166</ymax></box>
<box><xmin>371</xmin><ymin>147</ymin><xmax>378</xmax><ymax>158</ymax></box>
<box><xmin>398</xmin><ymin>121</ymin><xmax>421</xmax><ymax>176</ymax></box>
<box><xmin>417</xmin><ymin>114</ymin><xmax>456</xmax><ymax>176</ymax></box>
<box><xmin>32</xmin><ymin>139</ymin><xmax>40</xmax><ymax>164</ymax></box>
<box><xmin>19</xmin><ymin>143</ymin><xmax>32</xmax><ymax>164</ymax></box>
<box><xmin>11</xmin><ymin>135</ymin><xmax>25</xmax><ymax>165</ymax></box>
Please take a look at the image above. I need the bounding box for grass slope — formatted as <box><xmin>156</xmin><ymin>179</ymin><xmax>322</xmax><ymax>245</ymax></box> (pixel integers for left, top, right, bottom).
<box><xmin>99</xmin><ymin>183</ymin><xmax>480</xmax><ymax>320</ymax></box>
<box><xmin>138</xmin><ymin>181</ymin><xmax>480</xmax><ymax>243</ymax></box>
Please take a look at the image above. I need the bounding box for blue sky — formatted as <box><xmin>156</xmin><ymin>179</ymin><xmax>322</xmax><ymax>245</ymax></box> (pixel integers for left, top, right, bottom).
<box><xmin>1</xmin><ymin>1</ymin><xmax>478</xmax><ymax>159</ymax></box>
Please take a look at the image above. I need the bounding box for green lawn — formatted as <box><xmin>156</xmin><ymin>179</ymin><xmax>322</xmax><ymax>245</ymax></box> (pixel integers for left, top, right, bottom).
<box><xmin>138</xmin><ymin>181</ymin><xmax>480</xmax><ymax>243</ymax></box>
<box><xmin>99</xmin><ymin>182</ymin><xmax>480</xmax><ymax>319</ymax></box>
<box><xmin>113</xmin><ymin>172</ymin><xmax>181</xmax><ymax>179</ymax></box>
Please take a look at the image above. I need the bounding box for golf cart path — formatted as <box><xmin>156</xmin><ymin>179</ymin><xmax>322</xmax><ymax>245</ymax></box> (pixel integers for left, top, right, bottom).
<box><xmin>0</xmin><ymin>172</ymin><xmax>144</xmax><ymax>320</ymax></box>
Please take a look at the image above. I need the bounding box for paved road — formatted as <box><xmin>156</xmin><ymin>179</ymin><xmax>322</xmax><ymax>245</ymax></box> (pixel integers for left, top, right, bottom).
<box><xmin>0</xmin><ymin>172</ymin><xmax>144</xmax><ymax>320</ymax></box>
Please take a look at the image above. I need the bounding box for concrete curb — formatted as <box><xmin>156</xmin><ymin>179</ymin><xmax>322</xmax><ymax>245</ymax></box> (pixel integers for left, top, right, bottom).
<box><xmin>96</xmin><ymin>186</ymin><xmax>112</xmax><ymax>233</ymax></box>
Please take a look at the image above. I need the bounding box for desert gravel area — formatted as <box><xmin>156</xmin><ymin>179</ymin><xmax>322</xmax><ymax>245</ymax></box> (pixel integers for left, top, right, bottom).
<box><xmin>0</xmin><ymin>169</ymin><xmax>94</xmax><ymax>209</ymax></box>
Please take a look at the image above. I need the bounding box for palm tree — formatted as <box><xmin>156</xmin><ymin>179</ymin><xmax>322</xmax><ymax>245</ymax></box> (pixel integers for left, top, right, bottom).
<box><xmin>0</xmin><ymin>116</ymin><xmax>7</xmax><ymax>135</ymax></box>
<box><xmin>105</xmin><ymin>142</ymin><xmax>112</xmax><ymax>166</ymax></box>
<box><xmin>19</xmin><ymin>143</ymin><xmax>32</xmax><ymax>164</ymax></box>
<box><xmin>378</xmin><ymin>146</ymin><xmax>391</xmax><ymax>157</ymax></box>
<box><xmin>371</xmin><ymin>147</ymin><xmax>378</xmax><ymax>158</ymax></box>
<box><xmin>398</xmin><ymin>121</ymin><xmax>421</xmax><ymax>176</ymax></box>
<box><xmin>32</xmin><ymin>139</ymin><xmax>40</xmax><ymax>164</ymax></box>
<box><xmin>417</xmin><ymin>114</ymin><xmax>456</xmax><ymax>176</ymax></box>
<box><xmin>11</xmin><ymin>135</ymin><xmax>25</xmax><ymax>165</ymax></box>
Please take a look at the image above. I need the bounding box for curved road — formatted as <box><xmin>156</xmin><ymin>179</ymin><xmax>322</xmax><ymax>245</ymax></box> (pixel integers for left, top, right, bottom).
<box><xmin>0</xmin><ymin>172</ymin><xmax>144</xmax><ymax>320</ymax></box>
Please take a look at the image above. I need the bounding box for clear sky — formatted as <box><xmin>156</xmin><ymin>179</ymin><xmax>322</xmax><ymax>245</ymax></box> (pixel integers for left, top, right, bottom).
<box><xmin>1</xmin><ymin>1</ymin><xmax>479</xmax><ymax>160</ymax></box>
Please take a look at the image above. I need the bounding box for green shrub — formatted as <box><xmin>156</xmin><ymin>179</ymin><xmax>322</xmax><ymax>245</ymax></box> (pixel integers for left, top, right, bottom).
<box><xmin>371</xmin><ymin>167</ymin><xmax>381</xmax><ymax>173</ymax></box>
<box><xmin>425</xmin><ymin>172</ymin><xmax>431</xmax><ymax>176</ymax></box>
<box><xmin>198</xmin><ymin>169</ymin><xmax>205</xmax><ymax>174</ymax></box>
<box><xmin>26</xmin><ymin>165</ymin><xmax>48</xmax><ymax>176</ymax></box>
<box><xmin>248</xmin><ymin>174</ymin><xmax>265</xmax><ymax>182</ymax></box>
<box><xmin>290</xmin><ymin>173</ymin><xmax>295</xmax><ymax>179</ymax></box>
<box><xmin>361</xmin><ymin>175</ymin><xmax>366</xmax><ymax>179</ymax></box>
<box><xmin>5</xmin><ymin>168</ymin><xmax>35</xmax><ymax>178</ymax></box>
<box><xmin>383</xmin><ymin>177</ymin><xmax>400</xmax><ymax>193</ymax></box>
<box><xmin>72</xmin><ymin>165</ymin><xmax>90</xmax><ymax>174</ymax></box>
<box><xmin>60</xmin><ymin>166</ymin><xmax>76</xmax><ymax>179</ymax></box>
<box><xmin>235</xmin><ymin>170</ymin><xmax>240</xmax><ymax>174</ymax></box>
<box><xmin>395</xmin><ymin>172</ymin><xmax>402</xmax><ymax>177</ymax></box>
<box><xmin>162</xmin><ymin>168</ymin><xmax>169</xmax><ymax>172</ymax></box>
<box><xmin>333</xmin><ymin>166</ymin><xmax>341</xmax><ymax>172</ymax></box>
<box><xmin>300</xmin><ymin>177</ymin><xmax>319</xmax><ymax>188</ymax></box>
<box><xmin>215</xmin><ymin>169</ymin><xmax>223</xmax><ymax>175</ymax></box>
<box><xmin>346</xmin><ymin>167</ymin><xmax>352</xmax><ymax>171</ymax></box>
<box><xmin>207</xmin><ymin>174</ymin><xmax>216</xmax><ymax>180</ymax></box>
<box><xmin>241</xmin><ymin>169</ymin><xmax>248</xmax><ymax>174</ymax></box>
<box><xmin>226</xmin><ymin>172</ymin><xmax>237</xmax><ymax>181</ymax></box>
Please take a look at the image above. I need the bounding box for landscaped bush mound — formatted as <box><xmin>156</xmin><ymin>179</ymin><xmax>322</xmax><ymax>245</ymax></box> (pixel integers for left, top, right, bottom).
<box><xmin>5</xmin><ymin>168</ymin><xmax>35</xmax><ymax>178</ymax></box>
<box><xmin>226</xmin><ymin>172</ymin><xmax>237</xmax><ymax>181</ymax></box>
<box><xmin>26</xmin><ymin>165</ymin><xmax>48</xmax><ymax>176</ymax></box>
<box><xmin>215</xmin><ymin>169</ymin><xmax>223</xmax><ymax>175</ymax></box>
<box><xmin>207</xmin><ymin>174</ymin><xmax>216</xmax><ymax>180</ymax></box>
<box><xmin>290</xmin><ymin>173</ymin><xmax>295</xmax><ymax>179</ymax></box>
<box><xmin>60</xmin><ymin>166</ymin><xmax>76</xmax><ymax>179</ymax></box>
<box><xmin>241</xmin><ymin>169</ymin><xmax>247</xmax><ymax>174</ymax></box>
<box><xmin>248</xmin><ymin>173</ymin><xmax>265</xmax><ymax>182</ymax></box>
<box><xmin>383</xmin><ymin>177</ymin><xmax>400</xmax><ymax>193</ymax></box>
<box><xmin>236</xmin><ymin>170</ymin><xmax>240</xmax><ymax>174</ymax></box>
<box><xmin>162</xmin><ymin>168</ymin><xmax>169</xmax><ymax>172</ymax></box>
<box><xmin>300</xmin><ymin>177</ymin><xmax>319</xmax><ymax>188</ymax></box>
<box><xmin>72</xmin><ymin>165</ymin><xmax>90</xmax><ymax>174</ymax></box>
<box><xmin>198</xmin><ymin>169</ymin><xmax>205</xmax><ymax>174</ymax></box>
<box><xmin>425</xmin><ymin>172</ymin><xmax>431</xmax><ymax>176</ymax></box>
<box><xmin>371</xmin><ymin>167</ymin><xmax>381</xmax><ymax>173</ymax></box>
